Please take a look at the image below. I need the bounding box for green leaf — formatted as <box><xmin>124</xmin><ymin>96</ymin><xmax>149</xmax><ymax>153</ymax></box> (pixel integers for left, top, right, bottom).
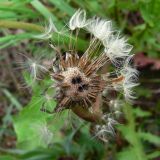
<box><xmin>117</xmin><ymin>147</ymin><xmax>138</xmax><ymax>160</ymax></box>
<box><xmin>140</xmin><ymin>6</ymin><xmax>154</xmax><ymax>27</ymax></box>
<box><xmin>118</xmin><ymin>104</ymin><xmax>148</xmax><ymax>160</ymax></box>
<box><xmin>0</xmin><ymin>147</ymin><xmax>64</xmax><ymax>160</ymax></box>
<box><xmin>0</xmin><ymin>33</ymin><xmax>33</xmax><ymax>49</ymax></box>
<box><xmin>49</xmin><ymin>0</ymin><xmax>75</xmax><ymax>16</ymax></box>
<box><xmin>13</xmin><ymin>95</ymin><xmax>49</xmax><ymax>149</ymax></box>
<box><xmin>140</xmin><ymin>0</ymin><xmax>160</xmax><ymax>27</ymax></box>
<box><xmin>0</xmin><ymin>155</ymin><xmax>15</xmax><ymax>160</ymax></box>
<box><xmin>147</xmin><ymin>151</ymin><xmax>160</xmax><ymax>159</ymax></box>
<box><xmin>136</xmin><ymin>87</ymin><xmax>152</xmax><ymax>98</ymax></box>
<box><xmin>30</xmin><ymin>0</ymin><xmax>59</xmax><ymax>24</ymax></box>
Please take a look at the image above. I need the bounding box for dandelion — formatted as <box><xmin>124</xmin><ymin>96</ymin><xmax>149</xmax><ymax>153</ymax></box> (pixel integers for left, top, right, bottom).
<box><xmin>25</xmin><ymin>10</ymin><xmax>139</xmax><ymax>142</ymax></box>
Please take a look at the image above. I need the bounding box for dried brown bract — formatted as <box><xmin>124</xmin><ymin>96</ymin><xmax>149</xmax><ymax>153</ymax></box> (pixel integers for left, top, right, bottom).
<box><xmin>51</xmin><ymin>53</ymin><xmax>108</xmax><ymax>112</ymax></box>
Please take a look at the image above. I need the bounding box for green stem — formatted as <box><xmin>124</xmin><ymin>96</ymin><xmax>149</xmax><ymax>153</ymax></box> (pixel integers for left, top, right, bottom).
<box><xmin>114</xmin><ymin>0</ymin><xmax>119</xmax><ymax>25</ymax></box>
<box><xmin>0</xmin><ymin>20</ymin><xmax>44</xmax><ymax>32</ymax></box>
<box><xmin>140</xmin><ymin>78</ymin><xmax>160</xmax><ymax>83</ymax></box>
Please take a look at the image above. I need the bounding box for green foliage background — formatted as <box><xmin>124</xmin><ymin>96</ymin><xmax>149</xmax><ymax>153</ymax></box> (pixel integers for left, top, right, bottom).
<box><xmin>0</xmin><ymin>0</ymin><xmax>160</xmax><ymax>160</ymax></box>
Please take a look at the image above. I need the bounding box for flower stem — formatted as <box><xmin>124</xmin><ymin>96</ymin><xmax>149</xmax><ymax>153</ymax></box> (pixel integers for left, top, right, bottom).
<box><xmin>71</xmin><ymin>105</ymin><xmax>102</xmax><ymax>123</ymax></box>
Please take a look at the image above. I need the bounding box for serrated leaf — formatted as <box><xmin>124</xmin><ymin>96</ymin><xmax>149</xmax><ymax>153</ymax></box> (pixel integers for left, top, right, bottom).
<box><xmin>133</xmin><ymin>107</ymin><xmax>151</xmax><ymax>118</ymax></box>
<box><xmin>138</xmin><ymin>132</ymin><xmax>160</xmax><ymax>146</ymax></box>
<box><xmin>116</xmin><ymin>147</ymin><xmax>137</xmax><ymax>160</ymax></box>
<box><xmin>140</xmin><ymin>6</ymin><xmax>154</xmax><ymax>27</ymax></box>
<box><xmin>140</xmin><ymin>0</ymin><xmax>160</xmax><ymax>27</ymax></box>
<box><xmin>147</xmin><ymin>151</ymin><xmax>160</xmax><ymax>159</ymax></box>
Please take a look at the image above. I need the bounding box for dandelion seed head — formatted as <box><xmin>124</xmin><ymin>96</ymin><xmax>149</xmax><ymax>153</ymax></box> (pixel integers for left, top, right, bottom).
<box><xmin>25</xmin><ymin>10</ymin><xmax>139</xmax><ymax>143</ymax></box>
<box><xmin>46</xmin><ymin>10</ymin><xmax>138</xmax><ymax>137</ymax></box>
<box><xmin>51</xmin><ymin>53</ymin><xmax>107</xmax><ymax>111</ymax></box>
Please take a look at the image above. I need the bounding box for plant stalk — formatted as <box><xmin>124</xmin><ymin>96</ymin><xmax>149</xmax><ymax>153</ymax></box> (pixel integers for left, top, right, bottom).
<box><xmin>71</xmin><ymin>105</ymin><xmax>102</xmax><ymax>123</ymax></box>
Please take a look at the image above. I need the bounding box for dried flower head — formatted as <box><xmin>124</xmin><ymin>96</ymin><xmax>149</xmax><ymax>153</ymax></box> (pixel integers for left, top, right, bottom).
<box><xmin>51</xmin><ymin>53</ymin><xmax>108</xmax><ymax>112</ymax></box>
<box><xmin>26</xmin><ymin>10</ymin><xmax>139</xmax><ymax>142</ymax></box>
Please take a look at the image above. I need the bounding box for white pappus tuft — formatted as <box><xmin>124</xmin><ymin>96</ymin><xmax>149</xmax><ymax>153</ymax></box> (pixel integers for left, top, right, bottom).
<box><xmin>34</xmin><ymin>17</ymin><xmax>58</xmax><ymax>39</ymax></box>
<box><xmin>33</xmin><ymin>63</ymin><xmax>47</xmax><ymax>79</ymax></box>
<box><xmin>109</xmin><ymin>100</ymin><xmax>124</xmax><ymax>118</ymax></box>
<box><xmin>86</xmin><ymin>17</ymin><xmax>112</xmax><ymax>41</ymax></box>
<box><xmin>28</xmin><ymin>60</ymin><xmax>48</xmax><ymax>82</ymax></box>
<box><xmin>94</xmin><ymin>125</ymin><xmax>109</xmax><ymax>143</ymax></box>
<box><xmin>34</xmin><ymin>123</ymin><xmax>53</xmax><ymax>146</ymax></box>
<box><xmin>94</xmin><ymin>114</ymin><xmax>119</xmax><ymax>142</ymax></box>
<box><xmin>17</xmin><ymin>53</ymin><xmax>49</xmax><ymax>85</ymax></box>
<box><xmin>69</xmin><ymin>9</ymin><xmax>87</xmax><ymax>30</ymax></box>
<box><xmin>109</xmin><ymin>100</ymin><xmax>123</xmax><ymax>111</ymax></box>
<box><xmin>104</xmin><ymin>34</ymin><xmax>133</xmax><ymax>64</ymax></box>
<box><xmin>112</xmin><ymin>56</ymin><xmax>139</xmax><ymax>102</ymax></box>
<box><xmin>121</xmin><ymin>56</ymin><xmax>139</xmax><ymax>101</ymax></box>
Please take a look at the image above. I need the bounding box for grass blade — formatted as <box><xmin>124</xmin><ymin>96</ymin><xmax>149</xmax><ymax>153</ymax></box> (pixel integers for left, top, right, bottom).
<box><xmin>2</xmin><ymin>89</ymin><xmax>22</xmax><ymax>111</ymax></box>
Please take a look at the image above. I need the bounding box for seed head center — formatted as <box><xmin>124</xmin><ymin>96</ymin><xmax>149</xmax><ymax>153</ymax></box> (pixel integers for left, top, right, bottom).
<box><xmin>62</xmin><ymin>67</ymin><xmax>91</xmax><ymax>98</ymax></box>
